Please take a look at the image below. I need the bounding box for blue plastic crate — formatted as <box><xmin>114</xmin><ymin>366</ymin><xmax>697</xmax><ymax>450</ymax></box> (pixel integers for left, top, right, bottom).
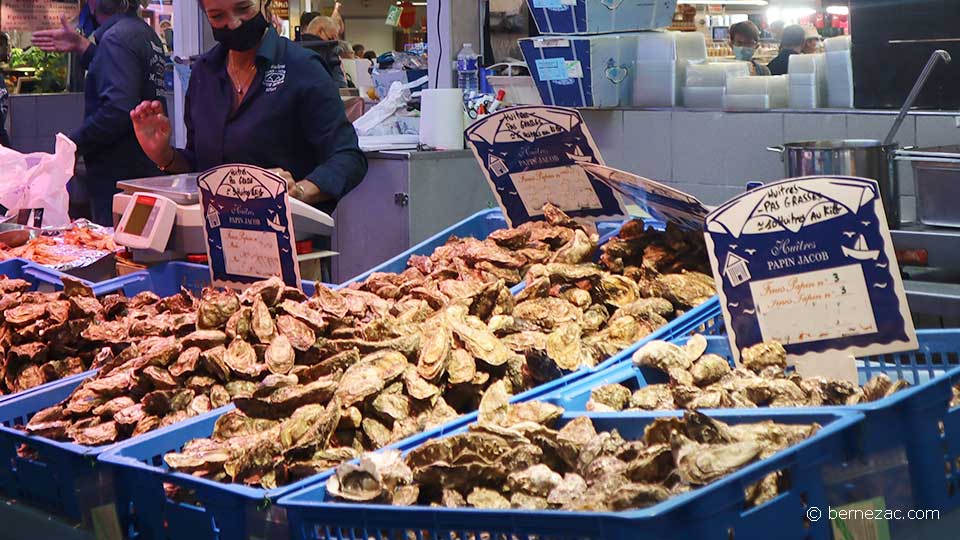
<box><xmin>0</xmin><ymin>257</ymin><xmax>131</xmax><ymax>296</ymax></box>
<box><xmin>338</xmin><ymin>208</ymin><xmax>627</xmax><ymax>290</ymax></box>
<box><xmin>279</xmin><ymin>408</ymin><xmax>864</xmax><ymax>540</ymax></box>
<box><xmin>338</xmin><ymin>209</ymin><xmax>508</xmax><ymax>288</ymax></box>
<box><xmin>118</xmin><ymin>261</ymin><xmax>328</xmax><ymax>297</ymax></box>
<box><xmin>0</xmin><ymin>372</ymin><xmax>230</xmax><ymax>525</ymax></box>
<box><xmin>98</xmin><ymin>402</ymin><xmax>471</xmax><ymax>540</ymax></box>
<box><xmin>540</xmin><ymin>330</ymin><xmax>960</xmax><ymax>517</ymax></box>
<box><xmin>0</xmin><ymin>373</ymin><xmax>100</xmax><ymax>521</ymax></box>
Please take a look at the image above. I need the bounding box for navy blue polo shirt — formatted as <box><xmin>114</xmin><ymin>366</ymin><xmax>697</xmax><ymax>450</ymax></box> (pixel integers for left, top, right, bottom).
<box><xmin>179</xmin><ymin>28</ymin><xmax>366</xmax><ymax>213</ymax></box>
<box><xmin>72</xmin><ymin>13</ymin><xmax>166</xmax><ymax>194</ymax></box>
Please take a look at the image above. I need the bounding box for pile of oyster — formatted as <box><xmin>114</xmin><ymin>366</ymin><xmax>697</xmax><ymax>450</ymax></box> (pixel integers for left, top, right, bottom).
<box><xmin>587</xmin><ymin>337</ymin><xmax>912</xmax><ymax>412</ymax></box>
<box><xmin>0</xmin><ymin>278</ymin><xmax>105</xmax><ymax>395</ymax></box>
<box><xmin>159</xmin><ymin>208</ymin><xmax>719</xmax><ymax>489</ymax></box>
<box><xmin>601</xmin><ymin>220</ymin><xmax>711</xmax><ymax>277</ymax></box>
<box><xmin>23</xmin><ymin>278</ymin><xmax>328</xmax><ymax>445</ymax></box>
<box><xmin>325</xmin><ymin>381</ymin><xmax>820</xmax><ymax>511</ymax></box>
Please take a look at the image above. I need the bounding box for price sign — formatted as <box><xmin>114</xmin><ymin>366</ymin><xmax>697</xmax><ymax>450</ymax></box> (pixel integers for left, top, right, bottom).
<box><xmin>1</xmin><ymin>0</ymin><xmax>79</xmax><ymax>32</ymax></box>
<box><xmin>197</xmin><ymin>164</ymin><xmax>301</xmax><ymax>290</ymax></box>
<box><xmin>464</xmin><ymin>105</ymin><xmax>626</xmax><ymax>227</ymax></box>
<box><xmin>704</xmin><ymin>176</ymin><xmax>917</xmax><ymax>378</ymax></box>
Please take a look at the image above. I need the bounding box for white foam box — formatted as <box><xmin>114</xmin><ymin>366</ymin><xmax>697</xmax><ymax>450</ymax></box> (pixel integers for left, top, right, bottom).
<box><xmin>632</xmin><ymin>61</ymin><xmax>677</xmax><ymax>107</ymax></box>
<box><xmin>520</xmin><ymin>34</ymin><xmax>639</xmax><ymax>108</ymax></box>
<box><xmin>683</xmin><ymin>86</ymin><xmax>725</xmax><ymax>108</ymax></box>
<box><xmin>727</xmin><ymin>75</ymin><xmax>788</xmax><ymax>108</ymax></box>
<box><xmin>789</xmin><ymin>83</ymin><xmax>820</xmax><ymax>109</ymax></box>
<box><xmin>674</xmin><ymin>31</ymin><xmax>708</xmax><ymax>63</ymax></box>
<box><xmin>824</xmin><ymin>35</ymin><xmax>852</xmax><ymax>53</ymax></box>
<box><xmin>724</xmin><ymin>94</ymin><xmax>771</xmax><ymax>109</ymax></box>
<box><xmin>685</xmin><ymin>61</ymin><xmax>750</xmax><ymax>88</ymax></box>
<box><xmin>825</xmin><ymin>49</ymin><xmax>854</xmax><ymax>108</ymax></box>
<box><xmin>527</xmin><ymin>0</ymin><xmax>678</xmax><ymax>35</ymax></box>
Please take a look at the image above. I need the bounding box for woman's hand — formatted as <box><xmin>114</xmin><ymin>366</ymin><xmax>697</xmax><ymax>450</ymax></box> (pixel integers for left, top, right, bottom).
<box><xmin>31</xmin><ymin>15</ymin><xmax>91</xmax><ymax>55</ymax></box>
<box><xmin>130</xmin><ymin>100</ymin><xmax>174</xmax><ymax>166</ymax></box>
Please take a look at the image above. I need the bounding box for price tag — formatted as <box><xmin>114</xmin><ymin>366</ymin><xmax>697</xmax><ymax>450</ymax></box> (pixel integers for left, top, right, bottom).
<box><xmin>535</xmin><ymin>58</ymin><xmax>571</xmax><ymax>81</ymax></box>
<box><xmin>703</xmin><ymin>176</ymin><xmax>917</xmax><ymax>376</ymax></box>
<box><xmin>464</xmin><ymin>105</ymin><xmax>626</xmax><ymax>227</ymax></box>
<box><xmin>198</xmin><ymin>164</ymin><xmax>301</xmax><ymax>290</ymax></box>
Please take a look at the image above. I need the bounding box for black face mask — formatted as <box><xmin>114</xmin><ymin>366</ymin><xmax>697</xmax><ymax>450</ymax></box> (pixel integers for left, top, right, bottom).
<box><xmin>212</xmin><ymin>12</ymin><xmax>269</xmax><ymax>51</ymax></box>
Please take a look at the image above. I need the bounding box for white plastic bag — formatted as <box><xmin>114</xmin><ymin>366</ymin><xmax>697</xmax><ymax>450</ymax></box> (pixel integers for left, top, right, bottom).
<box><xmin>353</xmin><ymin>75</ymin><xmax>429</xmax><ymax>137</ymax></box>
<box><xmin>0</xmin><ymin>133</ymin><xmax>76</xmax><ymax>228</ymax></box>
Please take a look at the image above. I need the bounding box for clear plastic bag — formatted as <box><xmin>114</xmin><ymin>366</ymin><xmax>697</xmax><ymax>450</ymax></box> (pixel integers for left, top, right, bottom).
<box><xmin>0</xmin><ymin>133</ymin><xmax>76</xmax><ymax>228</ymax></box>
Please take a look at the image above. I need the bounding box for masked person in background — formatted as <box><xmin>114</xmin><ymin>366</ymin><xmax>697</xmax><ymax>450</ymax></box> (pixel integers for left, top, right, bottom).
<box><xmin>0</xmin><ymin>33</ymin><xmax>11</xmax><ymax>148</ymax></box>
<box><xmin>129</xmin><ymin>0</ymin><xmax>366</xmax><ymax>216</ymax></box>
<box><xmin>730</xmin><ymin>21</ymin><xmax>770</xmax><ymax>76</ymax></box>
<box><xmin>32</xmin><ymin>0</ymin><xmax>166</xmax><ymax>226</ymax></box>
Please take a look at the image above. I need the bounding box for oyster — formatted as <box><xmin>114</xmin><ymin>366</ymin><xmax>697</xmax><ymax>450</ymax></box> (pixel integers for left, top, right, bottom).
<box><xmin>741</xmin><ymin>341</ymin><xmax>787</xmax><ymax>373</ymax></box>
<box><xmin>633</xmin><ymin>340</ymin><xmax>692</xmax><ymax>372</ymax></box>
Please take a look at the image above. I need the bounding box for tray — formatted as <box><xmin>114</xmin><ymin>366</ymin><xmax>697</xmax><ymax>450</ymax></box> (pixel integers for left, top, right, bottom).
<box><xmin>279</xmin><ymin>408</ymin><xmax>864</xmax><ymax>540</ymax></box>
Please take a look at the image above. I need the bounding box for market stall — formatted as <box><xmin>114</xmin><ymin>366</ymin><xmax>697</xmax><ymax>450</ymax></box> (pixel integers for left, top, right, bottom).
<box><xmin>1</xmin><ymin>1</ymin><xmax>960</xmax><ymax>539</ymax></box>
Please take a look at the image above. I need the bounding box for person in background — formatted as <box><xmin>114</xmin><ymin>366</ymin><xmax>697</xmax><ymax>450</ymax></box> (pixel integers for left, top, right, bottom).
<box><xmin>299</xmin><ymin>11</ymin><xmax>321</xmax><ymax>34</ymax></box>
<box><xmin>352</xmin><ymin>43</ymin><xmax>365</xmax><ymax>58</ymax></box>
<box><xmin>729</xmin><ymin>21</ymin><xmax>770</xmax><ymax>76</ymax></box>
<box><xmin>32</xmin><ymin>0</ymin><xmax>166</xmax><ymax>226</ymax></box>
<box><xmin>363</xmin><ymin>50</ymin><xmax>377</xmax><ymax>62</ymax></box>
<box><xmin>129</xmin><ymin>0</ymin><xmax>366</xmax><ymax>215</ymax></box>
<box><xmin>302</xmin><ymin>16</ymin><xmax>347</xmax><ymax>88</ymax></box>
<box><xmin>767</xmin><ymin>20</ymin><xmax>784</xmax><ymax>42</ymax></box>
<box><xmin>331</xmin><ymin>2</ymin><xmax>345</xmax><ymax>40</ymax></box>
<box><xmin>802</xmin><ymin>25</ymin><xmax>822</xmax><ymax>54</ymax></box>
<box><xmin>767</xmin><ymin>24</ymin><xmax>805</xmax><ymax>76</ymax></box>
<box><xmin>0</xmin><ymin>33</ymin><xmax>10</xmax><ymax>148</ymax></box>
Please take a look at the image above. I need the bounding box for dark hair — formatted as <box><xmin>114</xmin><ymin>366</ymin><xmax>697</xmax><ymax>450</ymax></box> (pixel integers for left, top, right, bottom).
<box><xmin>729</xmin><ymin>21</ymin><xmax>760</xmax><ymax>44</ymax></box>
<box><xmin>352</xmin><ymin>43</ymin><xmax>365</xmax><ymax>54</ymax></box>
<box><xmin>97</xmin><ymin>0</ymin><xmax>139</xmax><ymax>16</ymax></box>
<box><xmin>363</xmin><ymin>50</ymin><xmax>377</xmax><ymax>61</ymax></box>
<box><xmin>780</xmin><ymin>24</ymin><xmax>806</xmax><ymax>50</ymax></box>
<box><xmin>300</xmin><ymin>11</ymin><xmax>321</xmax><ymax>30</ymax></box>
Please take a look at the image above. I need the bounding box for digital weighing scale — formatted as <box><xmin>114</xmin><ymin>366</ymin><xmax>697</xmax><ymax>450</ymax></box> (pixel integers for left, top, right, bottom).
<box><xmin>112</xmin><ymin>174</ymin><xmax>335</xmax><ymax>262</ymax></box>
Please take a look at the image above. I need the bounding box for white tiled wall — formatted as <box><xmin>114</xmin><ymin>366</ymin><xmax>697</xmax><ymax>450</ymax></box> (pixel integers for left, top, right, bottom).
<box><xmin>583</xmin><ymin>110</ymin><xmax>960</xmax><ymax>219</ymax></box>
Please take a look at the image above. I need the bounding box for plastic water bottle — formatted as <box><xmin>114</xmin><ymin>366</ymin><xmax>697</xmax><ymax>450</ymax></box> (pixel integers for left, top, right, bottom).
<box><xmin>457</xmin><ymin>43</ymin><xmax>479</xmax><ymax>98</ymax></box>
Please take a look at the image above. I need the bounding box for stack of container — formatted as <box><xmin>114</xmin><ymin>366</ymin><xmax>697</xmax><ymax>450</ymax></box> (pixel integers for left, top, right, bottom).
<box><xmin>825</xmin><ymin>35</ymin><xmax>854</xmax><ymax>108</ymax></box>
<box><xmin>787</xmin><ymin>53</ymin><xmax>827</xmax><ymax>109</ymax></box>
<box><xmin>724</xmin><ymin>75</ymin><xmax>789</xmax><ymax>109</ymax></box>
<box><xmin>683</xmin><ymin>62</ymin><xmax>750</xmax><ymax>108</ymax></box>
<box><xmin>520</xmin><ymin>0</ymin><xmax>679</xmax><ymax>108</ymax></box>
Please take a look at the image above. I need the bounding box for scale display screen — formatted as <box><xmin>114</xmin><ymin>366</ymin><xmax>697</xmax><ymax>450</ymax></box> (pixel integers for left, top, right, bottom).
<box><xmin>123</xmin><ymin>195</ymin><xmax>157</xmax><ymax>236</ymax></box>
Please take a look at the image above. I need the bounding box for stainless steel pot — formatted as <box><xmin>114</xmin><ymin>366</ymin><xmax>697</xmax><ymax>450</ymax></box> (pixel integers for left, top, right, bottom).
<box><xmin>767</xmin><ymin>139</ymin><xmax>901</xmax><ymax>228</ymax></box>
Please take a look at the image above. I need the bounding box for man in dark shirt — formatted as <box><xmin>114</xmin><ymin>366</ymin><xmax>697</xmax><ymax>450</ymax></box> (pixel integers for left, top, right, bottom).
<box><xmin>33</xmin><ymin>0</ymin><xmax>166</xmax><ymax>225</ymax></box>
<box><xmin>767</xmin><ymin>24</ymin><xmax>806</xmax><ymax>76</ymax></box>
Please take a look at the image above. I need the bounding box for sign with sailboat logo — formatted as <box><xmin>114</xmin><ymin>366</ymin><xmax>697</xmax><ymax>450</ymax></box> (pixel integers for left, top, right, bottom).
<box><xmin>703</xmin><ymin>176</ymin><xmax>916</xmax><ymax>374</ymax></box>
<box><xmin>197</xmin><ymin>164</ymin><xmax>301</xmax><ymax>290</ymax></box>
<box><xmin>464</xmin><ymin>105</ymin><xmax>626</xmax><ymax>227</ymax></box>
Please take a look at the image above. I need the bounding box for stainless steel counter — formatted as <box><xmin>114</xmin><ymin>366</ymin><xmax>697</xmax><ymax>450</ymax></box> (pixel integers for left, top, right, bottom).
<box><xmin>329</xmin><ymin>149</ymin><xmax>495</xmax><ymax>283</ymax></box>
